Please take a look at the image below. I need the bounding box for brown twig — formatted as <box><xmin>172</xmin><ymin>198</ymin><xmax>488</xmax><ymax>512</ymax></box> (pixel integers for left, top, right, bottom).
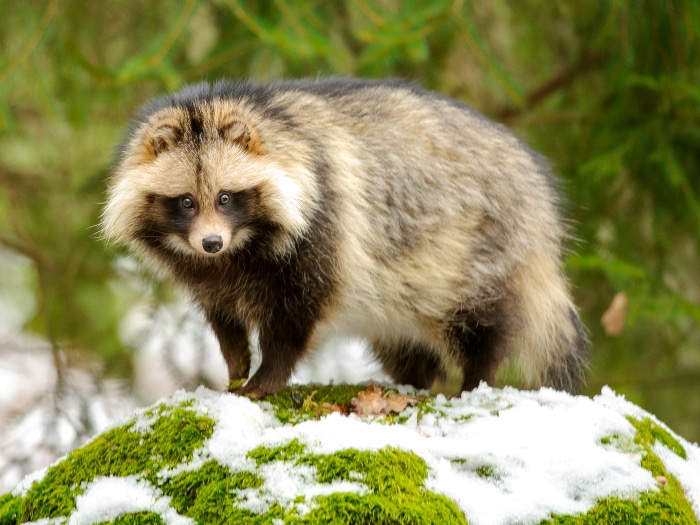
<box><xmin>495</xmin><ymin>52</ymin><xmax>605</xmax><ymax>123</ymax></box>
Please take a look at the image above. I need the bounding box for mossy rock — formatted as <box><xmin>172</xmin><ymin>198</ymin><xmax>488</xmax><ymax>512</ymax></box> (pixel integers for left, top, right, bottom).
<box><xmin>1</xmin><ymin>385</ymin><xmax>698</xmax><ymax>525</ymax></box>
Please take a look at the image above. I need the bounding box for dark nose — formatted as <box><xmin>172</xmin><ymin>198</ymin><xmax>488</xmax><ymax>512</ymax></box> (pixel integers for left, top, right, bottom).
<box><xmin>202</xmin><ymin>235</ymin><xmax>223</xmax><ymax>254</ymax></box>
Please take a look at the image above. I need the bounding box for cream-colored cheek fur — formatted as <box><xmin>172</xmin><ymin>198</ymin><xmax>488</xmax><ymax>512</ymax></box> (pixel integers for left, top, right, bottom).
<box><xmin>102</xmin><ymin>149</ymin><xmax>197</xmax><ymax>246</ymax></box>
<box><xmin>101</xmin><ymin>173</ymin><xmax>143</xmax><ymax>246</ymax></box>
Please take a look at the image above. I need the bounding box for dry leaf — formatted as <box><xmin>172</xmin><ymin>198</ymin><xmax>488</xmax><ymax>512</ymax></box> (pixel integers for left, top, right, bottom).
<box><xmin>384</xmin><ymin>393</ymin><xmax>409</xmax><ymax>413</ymax></box>
<box><xmin>601</xmin><ymin>291</ymin><xmax>627</xmax><ymax>336</ymax></box>
<box><xmin>350</xmin><ymin>385</ymin><xmax>424</xmax><ymax>417</ymax></box>
<box><xmin>352</xmin><ymin>385</ymin><xmax>386</xmax><ymax>416</ymax></box>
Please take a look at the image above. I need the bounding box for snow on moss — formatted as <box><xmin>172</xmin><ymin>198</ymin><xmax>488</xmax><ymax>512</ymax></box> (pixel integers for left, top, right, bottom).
<box><xmin>1</xmin><ymin>384</ymin><xmax>699</xmax><ymax>525</ymax></box>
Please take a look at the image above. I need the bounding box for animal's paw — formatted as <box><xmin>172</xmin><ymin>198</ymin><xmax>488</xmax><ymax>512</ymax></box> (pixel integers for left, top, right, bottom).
<box><xmin>232</xmin><ymin>379</ymin><xmax>282</xmax><ymax>399</ymax></box>
<box><xmin>232</xmin><ymin>384</ymin><xmax>266</xmax><ymax>399</ymax></box>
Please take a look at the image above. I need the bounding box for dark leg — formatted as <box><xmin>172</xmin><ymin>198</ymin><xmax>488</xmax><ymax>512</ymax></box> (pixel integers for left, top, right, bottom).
<box><xmin>372</xmin><ymin>340</ymin><xmax>446</xmax><ymax>390</ymax></box>
<box><xmin>449</xmin><ymin>307</ymin><xmax>511</xmax><ymax>392</ymax></box>
<box><xmin>206</xmin><ymin>310</ymin><xmax>251</xmax><ymax>389</ymax></box>
<box><xmin>457</xmin><ymin>325</ymin><xmax>507</xmax><ymax>391</ymax></box>
<box><xmin>234</xmin><ymin>316</ymin><xmax>313</xmax><ymax>398</ymax></box>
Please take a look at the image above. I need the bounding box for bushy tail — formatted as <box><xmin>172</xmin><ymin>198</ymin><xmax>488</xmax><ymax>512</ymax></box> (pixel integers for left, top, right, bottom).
<box><xmin>541</xmin><ymin>306</ymin><xmax>590</xmax><ymax>392</ymax></box>
<box><xmin>512</xmin><ymin>257</ymin><xmax>590</xmax><ymax>393</ymax></box>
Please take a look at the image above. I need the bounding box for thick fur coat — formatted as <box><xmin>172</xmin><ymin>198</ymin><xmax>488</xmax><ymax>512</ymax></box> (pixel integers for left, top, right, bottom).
<box><xmin>102</xmin><ymin>78</ymin><xmax>589</xmax><ymax>397</ymax></box>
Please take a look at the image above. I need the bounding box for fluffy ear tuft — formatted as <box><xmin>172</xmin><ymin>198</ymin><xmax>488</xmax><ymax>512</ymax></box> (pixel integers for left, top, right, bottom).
<box><xmin>220</xmin><ymin>120</ymin><xmax>251</xmax><ymax>149</ymax></box>
<box><xmin>149</xmin><ymin>125</ymin><xmax>180</xmax><ymax>157</ymax></box>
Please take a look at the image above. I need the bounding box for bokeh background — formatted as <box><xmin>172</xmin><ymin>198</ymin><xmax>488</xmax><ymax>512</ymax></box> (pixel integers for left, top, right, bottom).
<box><xmin>1</xmin><ymin>0</ymin><xmax>699</xmax><ymax>488</ymax></box>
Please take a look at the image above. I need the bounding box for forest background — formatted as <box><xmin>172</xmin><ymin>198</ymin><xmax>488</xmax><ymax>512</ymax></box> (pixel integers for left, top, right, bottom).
<box><xmin>0</xmin><ymin>0</ymin><xmax>698</xmax><ymax>460</ymax></box>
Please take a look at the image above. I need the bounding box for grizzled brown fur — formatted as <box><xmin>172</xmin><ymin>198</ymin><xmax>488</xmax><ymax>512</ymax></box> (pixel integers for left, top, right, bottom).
<box><xmin>102</xmin><ymin>78</ymin><xmax>589</xmax><ymax>397</ymax></box>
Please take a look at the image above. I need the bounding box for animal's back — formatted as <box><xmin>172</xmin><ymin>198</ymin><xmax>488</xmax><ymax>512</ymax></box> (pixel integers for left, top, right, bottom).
<box><xmin>275</xmin><ymin>81</ymin><xmax>569</xmax><ymax>360</ymax></box>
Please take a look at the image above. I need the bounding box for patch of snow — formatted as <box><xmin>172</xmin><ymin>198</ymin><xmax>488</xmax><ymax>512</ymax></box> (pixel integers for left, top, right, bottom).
<box><xmin>69</xmin><ymin>476</ymin><xmax>192</xmax><ymax>525</ymax></box>
<box><xmin>235</xmin><ymin>462</ymin><xmax>367</xmax><ymax>517</ymax></box>
<box><xmin>420</xmin><ymin>387</ymin><xmax>656</xmax><ymax>525</ymax></box>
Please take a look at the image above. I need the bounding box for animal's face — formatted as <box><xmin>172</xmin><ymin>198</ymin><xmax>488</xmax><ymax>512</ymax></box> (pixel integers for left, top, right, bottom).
<box><xmin>153</xmin><ymin>185</ymin><xmax>249</xmax><ymax>258</ymax></box>
<box><xmin>139</xmin><ymin>120</ymin><xmax>257</xmax><ymax>258</ymax></box>
<box><xmin>103</xmin><ymin>100</ymin><xmax>316</xmax><ymax>260</ymax></box>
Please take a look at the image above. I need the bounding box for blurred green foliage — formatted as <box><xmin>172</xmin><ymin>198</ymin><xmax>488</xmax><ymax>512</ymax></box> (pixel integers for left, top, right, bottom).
<box><xmin>0</xmin><ymin>1</ymin><xmax>698</xmax><ymax>440</ymax></box>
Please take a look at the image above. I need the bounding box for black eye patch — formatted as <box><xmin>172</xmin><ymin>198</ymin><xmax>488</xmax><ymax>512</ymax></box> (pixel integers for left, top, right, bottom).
<box><xmin>218</xmin><ymin>190</ymin><xmax>254</xmax><ymax>228</ymax></box>
<box><xmin>159</xmin><ymin>195</ymin><xmax>195</xmax><ymax>236</ymax></box>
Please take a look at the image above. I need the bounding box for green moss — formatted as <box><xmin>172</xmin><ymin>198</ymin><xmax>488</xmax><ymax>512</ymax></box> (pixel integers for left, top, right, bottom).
<box><xmin>5</xmin><ymin>402</ymin><xmax>214</xmax><ymax>525</ymax></box>
<box><xmin>627</xmin><ymin>416</ymin><xmax>686</xmax><ymax>459</ymax></box>
<box><xmin>303</xmin><ymin>448</ymin><xmax>465</xmax><ymax>524</ymax></box>
<box><xmin>160</xmin><ymin>460</ymin><xmax>268</xmax><ymax>524</ymax></box>
<box><xmin>247</xmin><ymin>439</ymin><xmax>309</xmax><ymax>466</ymax></box>
<box><xmin>96</xmin><ymin>511</ymin><xmax>165</xmax><ymax>525</ymax></box>
<box><xmin>539</xmin><ymin>490</ymin><xmax>699</xmax><ymax>525</ymax></box>
<box><xmin>243</xmin><ymin>439</ymin><xmax>467</xmax><ymax>524</ymax></box>
<box><xmin>301</xmin><ymin>491</ymin><xmax>466</xmax><ymax>524</ymax></box>
<box><xmin>539</xmin><ymin>416</ymin><xmax>697</xmax><ymax>525</ymax></box>
<box><xmin>0</xmin><ymin>494</ymin><xmax>22</xmax><ymax>525</ymax></box>
<box><xmin>476</xmin><ymin>465</ymin><xmax>495</xmax><ymax>478</ymax></box>
<box><xmin>158</xmin><ymin>457</ymin><xmax>287</xmax><ymax>523</ymax></box>
<box><xmin>304</xmin><ymin>447</ymin><xmax>426</xmax><ymax>493</ymax></box>
<box><xmin>264</xmin><ymin>383</ymin><xmax>368</xmax><ymax>424</ymax></box>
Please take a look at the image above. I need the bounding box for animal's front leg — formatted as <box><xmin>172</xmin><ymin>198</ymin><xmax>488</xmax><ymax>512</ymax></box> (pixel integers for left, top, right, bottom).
<box><xmin>206</xmin><ymin>309</ymin><xmax>251</xmax><ymax>390</ymax></box>
<box><xmin>234</xmin><ymin>317</ymin><xmax>311</xmax><ymax>398</ymax></box>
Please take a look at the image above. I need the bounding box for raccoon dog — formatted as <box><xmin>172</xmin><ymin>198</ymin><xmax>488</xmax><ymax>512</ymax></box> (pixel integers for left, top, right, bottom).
<box><xmin>103</xmin><ymin>78</ymin><xmax>589</xmax><ymax>398</ymax></box>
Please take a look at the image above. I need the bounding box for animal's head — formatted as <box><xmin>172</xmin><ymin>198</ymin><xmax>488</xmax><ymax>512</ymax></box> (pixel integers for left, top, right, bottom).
<box><xmin>102</xmin><ymin>82</ymin><xmax>319</xmax><ymax>262</ymax></box>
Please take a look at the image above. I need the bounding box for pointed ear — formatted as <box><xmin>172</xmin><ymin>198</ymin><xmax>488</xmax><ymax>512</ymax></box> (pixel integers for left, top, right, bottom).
<box><xmin>220</xmin><ymin>120</ymin><xmax>252</xmax><ymax>150</ymax></box>
<box><xmin>148</xmin><ymin>125</ymin><xmax>180</xmax><ymax>157</ymax></box>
